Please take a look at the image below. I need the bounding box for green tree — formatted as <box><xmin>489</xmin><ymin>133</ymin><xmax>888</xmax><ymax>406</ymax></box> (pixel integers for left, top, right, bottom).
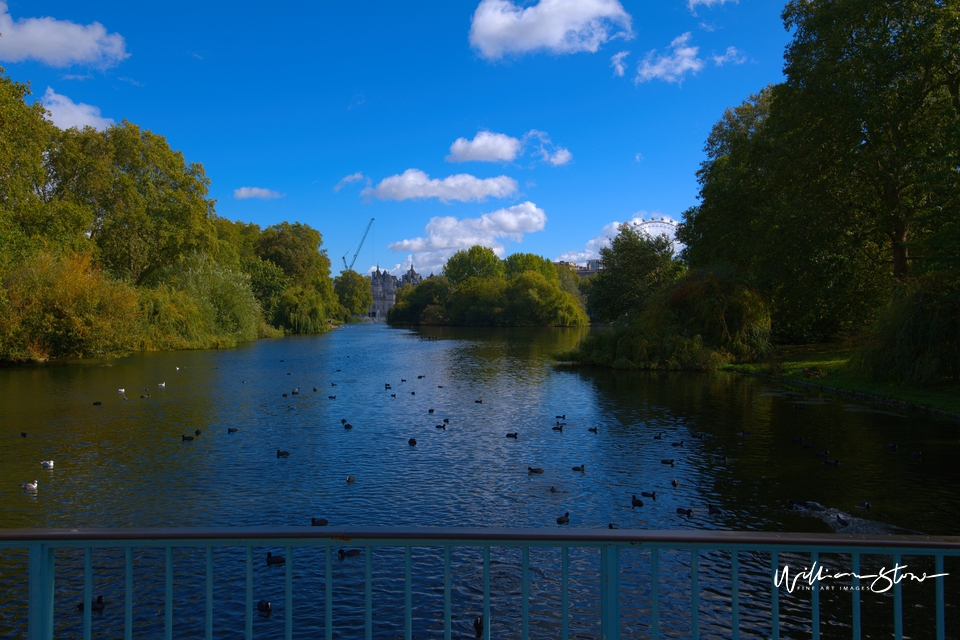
<box><xmin>334</xmin><ymin>269</ymin><xmax>373</xmax><ymax>315</ymax></box>
<box><xmin>778</xmin><ymin>0</ymin><xmax>960</xmax><ymax>281</ymax></box>
<box><xmin>256</xmin><ymin>221</ymin><xmax>326</xmax><ymax>286</ymax></box>
<box><xmin>501</xmin><ymin>271</ymin><xmax>588</xmax><ymax>327</ymax></box>
<box><xmin>590</xmin><ymin>225</ymin><xmax>684</xmax><ymax>322</ymax></box>
<box><xmin>49</xmin><ymin>122</ymin><xmax>217</xmax><ymax>284</ymax></box>
<box><xmin>504</xmin><ymin>252</ymin><xmax>558</xmax><ymax>281</ymax></box>
<box><xmin>442</xmin><ymin>246</ymin><xmax>505</xmax><ymax>285</ymax></box>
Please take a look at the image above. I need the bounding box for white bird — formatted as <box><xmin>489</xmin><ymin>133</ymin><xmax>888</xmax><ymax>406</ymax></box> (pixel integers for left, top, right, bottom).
<box><xmin>40</xmin><ymin>461</ymin><xmax>54</xmax><ymax>469</ymax></box>
<box><xmin>117</xmin><ymin>388</ymin><xmax>125</xmax><ymax>393</ymax></box>
<box><xmin>176</xmin><ymin>367</ymin><xmax>180</xmax><ymax>371</ymax></box>
<box><xmin>158</xmin><ymin>382</ymin><xmax>166</xmax><ymax>388</ymax></box>
<box><xmin>21</xmin><ymin>480</ymin><xmax>38</xmax><ymax>491</ymax></box>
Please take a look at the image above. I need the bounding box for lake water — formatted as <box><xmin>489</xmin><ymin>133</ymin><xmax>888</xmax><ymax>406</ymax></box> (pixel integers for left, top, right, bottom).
<box><xmin>1</xmin><ymin>324</ymin><xmax>958</xmax><ymax>638</ymax></box>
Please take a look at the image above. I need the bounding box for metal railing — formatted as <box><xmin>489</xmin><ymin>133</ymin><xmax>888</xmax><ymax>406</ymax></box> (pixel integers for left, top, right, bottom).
<box><xmin>1</xmin><ymin>527</ymin><xmax>958</xmax><ymax>640</ymax></box>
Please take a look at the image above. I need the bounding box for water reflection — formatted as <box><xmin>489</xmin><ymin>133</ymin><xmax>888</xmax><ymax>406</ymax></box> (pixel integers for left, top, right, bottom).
<box><xmin>1</xmin><ymin>324</ymin><xmax>957</xmax><ymax>638</ymax></box>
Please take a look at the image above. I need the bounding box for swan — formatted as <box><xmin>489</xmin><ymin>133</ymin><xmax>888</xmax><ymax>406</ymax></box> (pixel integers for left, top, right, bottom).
<box><xmin>21</xmin><ymin>480</ymin><xmax>38</xmax><ymax>491</ymax></box>
<box><xmin>40</xmin><ymin>461</ymin><xmax>54</xmax><ymax>469</ymax></box>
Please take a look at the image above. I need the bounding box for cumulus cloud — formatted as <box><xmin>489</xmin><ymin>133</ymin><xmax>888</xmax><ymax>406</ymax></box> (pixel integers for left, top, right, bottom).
<box><xmin>446</xmin><ymin>129</ymin><xmax>572</xmax><ymax>166</ymax></box>
<box><xmin>556</xmin><ymin>212</ymin><xmax>682</xmax><ymax>264</ymax></box>
<box><xmin>447</xmin><ymin>131</ymin><xmax>522</xmax><ymax>163</ymax></box>
<box><xmin>234</xmin><ymin>187</ymin><xmax>283</xmax><ymax>200</ymax></box>
<box><xmin>0</xmin><ymin>2</ymin><xmax>128</xmax><ymax>68</ymax></box>
<box><xmin>712</xmin><ymin>46</ymin><xmax>746</xmax><ymax>66</ymax></box>
<box><xmin>469</xmin><ymin>0</ymin><xmax>633</xmax><ymax>60</ymax></box>
<box><xmin>688</xmin><ymin>0</ymin><xmax>737</xmax><ymax>14</ymax></box>
<box><xmin>386</xmin><ymin>201</ymin><xmax>547</xmax><ymax>276</ymax></box>
<box><xmin>610</xmin><ymin>50</ymin><xmax>629</xmax><ymax>76</ymax></box>
<box><xmin>333</xmin><ymin>172</ymin><xmax>368</xmax><ymax>192</ymax></box>
<box><xmin>635</xmin><ymin>32</ymin><xmax>704</xmax><ymax>84</ymax></box>
<box><xmin>41</xmin><ymin>87</ymin><xmax>112</xmax><ymax>130</ymax></box>
<box><xmin>361</xmin><ymin>169</ymin><xmax>518</xmax><ymax>203</ymax></box>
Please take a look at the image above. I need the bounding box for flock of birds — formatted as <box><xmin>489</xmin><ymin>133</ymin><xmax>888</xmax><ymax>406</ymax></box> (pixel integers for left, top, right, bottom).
<box><xmin>15</xmin><ymin>357</ymin><xmax>912</xmax><ymax>624</ymax></box>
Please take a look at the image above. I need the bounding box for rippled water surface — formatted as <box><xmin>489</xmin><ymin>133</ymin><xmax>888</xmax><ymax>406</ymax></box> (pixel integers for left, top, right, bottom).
<box><xmin>1</xmin><ymin>324</ymin><xmax>958</xmax><ymax>638</ymax></box>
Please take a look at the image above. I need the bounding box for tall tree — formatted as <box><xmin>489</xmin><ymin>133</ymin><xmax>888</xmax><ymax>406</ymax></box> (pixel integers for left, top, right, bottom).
<box><xmin>442</xmin><ymin>246</ymin><xmax>505</xmax><ymax>285</ymax></box>
<box><xmin>779</xmin><ymin>0</ymin><xmax>960</xmax><ymax>280</ymax></box>
<box><xmin>334</xmin><ymin>269</ymin><xmax>373</xmax><ymax>315</ymax></box>
<box><xmin>49</xmin><ymin>121</ymin><xmax>217</xmax><ymax>284</ymax></box>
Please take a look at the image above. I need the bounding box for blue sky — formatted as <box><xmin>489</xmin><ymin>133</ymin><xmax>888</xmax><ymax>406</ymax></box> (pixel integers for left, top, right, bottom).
<box><xmin>0</xmin><ymin>0</ymin><xmax>791</xmax><ymax>276</ymax></box>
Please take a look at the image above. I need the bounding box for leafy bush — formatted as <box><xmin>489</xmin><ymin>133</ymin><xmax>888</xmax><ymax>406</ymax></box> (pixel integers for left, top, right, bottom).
<box><xmin>852</xmin><ymin>275</ymin><xmax>960</xmax><ymax>385</ymax></box>
<box><xmin>274</xmin><ymin>286</ymin><xmax>331</xmax><ymax>334</ymax></box>
<box><xmin>0</xmin><ymin>252</ymin><xmax>140</xmax><ymax>360</ymax></box>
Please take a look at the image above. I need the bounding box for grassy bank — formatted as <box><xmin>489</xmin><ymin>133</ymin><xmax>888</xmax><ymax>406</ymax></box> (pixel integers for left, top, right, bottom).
<box><xmin>724</xmin><ymin>341</ymin><xmax>960</xmax><ymax>416</ymax></box>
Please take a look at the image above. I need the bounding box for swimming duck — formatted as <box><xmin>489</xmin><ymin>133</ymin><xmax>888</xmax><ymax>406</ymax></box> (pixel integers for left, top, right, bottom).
<box><xmin>277</xmin><ymin>449</ymin><xmax>290</xmax><ymax>458</ymax></box>
<box><xmin>21</xmin><ymin>480</ymin><xmax>38</xmax><ymax>491</ymax></box>
<box><xmin>40</xmin><ymin>461</ymin><xmax>54</xmax><ymax>469</ymax></box>
<box><xmin>572</xmin><ymin>464</ymin><xmax>585</xmax><ymax>473</ymax></box>
<box><xmin>436</xmin><ymin>424</ymin><xmax>446</xmax><ymax>430</ymax></box>
<box><xmin>181</xmin><ymin>435</ymin><xmax>194</xmax><ymax>442</ymax></box>
<box><xmin>338</xmin><ymin>548</ymin><xmax>361</xmax><ymax>560</ymax></box>
<box><xmin>588</xmin><ymin>427</ymin><xmax>598</xmax><ymax>433</ymax></box>
<box><xmin>93</xmin><ymin>401</ymin><xmax>102</xmax><ymax>406</ymax></box>
<box><xmin>21</xmin><ymin>432</ymin><xmax>26</xmax><ymax>437</ymax></box>
<box><xmin>418</xmin><ymin>375</ymin><xmax>425</xmax><ymax>379</ymax></box>
<box><xmin>411</xmin><ymin>392</ymin><xmax>415</xmax><ymax>396</ymax></box>
<box><xmin>311</xmin><ymin>517</ymin><xmax>329</xmax><ymax>526</ymax></box>
<box><xmin>257</xmin><ymin>600</ymin><xmax>272</xmax><ymax>614</ymax></box>
<box><xmin>549</xmin><ymin>486</ymin><xmax>558</xmax><ymax>493</ymax></box>
<box><xmin>608</xmin><ymin>523</ymin><xmax>618</xmax><ymax>529</ymax></box>
<box><xmin>346</xmin><ymin>476</ymin><xmax>356</xmax><ymax>483</ymax></box>
<box><xmin>195</xmin><ymin>429</ymin><xmax>201</xmax><ymax>436</ymax></box>
<box><xmin>408</xmin><ymin>438</ymin><xmax>417</xmax><ymax>446</ymax></box>
<box><xmin>552</xmin><ymin>425</ymin><xmax>563</xmax><ymax>432</ymax></box>
<box><xmin>555</xmin><ymin>414</ymin><xmax>566</xmax><ymax>420</ymax></box>
<box><xmin>739</xmin><ymin>430</ymin><xmax>751</xmax><ymax>436</ymax></box>
<box><xmin>708</xmin><ymin>504</ymin><xmax>723</xmax><ymax>515</ymax></box>
<box><xmin>228</xmin><ymin>428</ymin><xmax>238</xmax><ymax>433</ymax></box>
<box><xmin>266</xmin><ymin>552</ymin><xmax>285</xmax><ymax>565</ymax></box>
<box><xmin>653</xmin><ymin>433</ymin><xmax>662</xmax><ymax>440</ymax></box>
<box><xmin>661</xmin><ymin>459</ymin><xmax>675</xmax><ymax>466</ymax></box>
<box><xmin>886</xmin><ymin>443</ymin><xmax>898</xmax><ymax>452</ymax></box>
<box><xmin>714</xmin><ymin>455</ymin><xmax>727</xmax><ymax>462</ymax></box>
<box><xmin>506</xmin><ymin>432</ymin><xmax>518</xmax><ymax>438</ymax></box>
<box><xmin>77</xmin><ymin>595</ymin><xmax>105</xmax><ymax>612</ymax></box>
<box><xmin>814</xmin><ymin>450</ymin><xmax>829</xmax><ymax>458</ymax></box>
<box><xmin>328</xmin><ymin>395</ymin><xmax>337</xmax><ymax>399</ymax></box>
<box><xmin>344</xmin><ymin>423</ymin><xmax>353</xmax><ymax>429</ymax></box>
<box><xmin>158</xmin><ymin>382</ymin><xmax>165</xmax><ymax>388</ymax></box>
<box><xmin>528</xmin><ymin>467</ymin><xmax>544</xmax><ymax>474</ymax></box>
<box><xmin>641</xmin><ymin>491</ymin><xmax>657</xmax><ymax>500</ymax></box>
<box><xmin>428</xmin><ymin>408</ymin><xmax>434</xmax><ymax>413</ymax></box>
<box><xmin>391</xmin><ymin>394</ymin><xmax>397</xmax><ymax>398</ymax></box>
<box><xmin>117</xmin><ymin>388</ymin><xmax>125</xmax><ymax>394</ymax></box>
<box><xmin>671</xmin><ymin>441</ymin><xmax>684</xmax><ymax>447</ymax></box>
<box><xmin>556</xmin><ymin>512</ymin><xmax>570</xmax><ymax>525</ymax></box>
<box><xmin>856</xmin><ymin>501</ymin><xmax>872</xmax><ymax>510</ymax></box>
<box><xmin>671</xmin><ymin>479</ymin><xmax>680</xmax><ymax>487</ymax></box>
<box><xmin>824</xmin><ymin>459</ymin><xmax>840</xmax><ymax>466</ymax></box>
<box><xmin>791</xmin><ymin>436</ymin><xmax>804</xmax><ymax>444</ymax></box>
<box><xmin>631</xmin><ymin>495</ymin><xmax>644</xmax><ymax>508</ymax></box>
<box><xmin>676</xmin><ymin>508</ymin><xmax>693</xmax><ymax>517</ymax></box>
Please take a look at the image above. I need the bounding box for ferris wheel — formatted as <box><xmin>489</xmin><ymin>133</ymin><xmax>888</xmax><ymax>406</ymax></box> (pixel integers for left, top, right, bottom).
<box><xmin>629</xmin><ymin>216</ymin><xmax>684</xmax><ymax>253</ymax></box>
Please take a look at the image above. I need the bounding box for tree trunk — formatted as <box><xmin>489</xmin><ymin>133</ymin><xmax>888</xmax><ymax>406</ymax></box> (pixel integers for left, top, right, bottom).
<box><xmin>890</xmin><ymin>224</ymin><xmax>909</xmax><ymax>281</ymax></box>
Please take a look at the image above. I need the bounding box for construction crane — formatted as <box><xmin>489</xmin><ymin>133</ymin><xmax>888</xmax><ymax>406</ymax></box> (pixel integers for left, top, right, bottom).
<box><xmin>342</xmin><ymin>218</ymin><xmax>374</xmax><ymax>271</ymax></box>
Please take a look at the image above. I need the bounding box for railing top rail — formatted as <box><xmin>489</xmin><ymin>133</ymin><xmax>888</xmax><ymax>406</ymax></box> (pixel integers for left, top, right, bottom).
<box><xmin>1</xmin><ymin>527</ymin><xmax>959</xmax><ymax>549</ymax></box>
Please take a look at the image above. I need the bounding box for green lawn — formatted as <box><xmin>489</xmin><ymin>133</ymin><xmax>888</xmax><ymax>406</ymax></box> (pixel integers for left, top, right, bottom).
<box><xmin>724</xmin><ymin>341</ymin><xmax>960</xmax><ymax>416</ymax></box>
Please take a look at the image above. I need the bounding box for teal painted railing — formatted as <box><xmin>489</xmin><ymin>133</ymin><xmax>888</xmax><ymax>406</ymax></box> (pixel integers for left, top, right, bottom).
<box><xmin>1</xmin><ymin>527</ymin><xmax>958</xmax><ymax>639</ymax></box>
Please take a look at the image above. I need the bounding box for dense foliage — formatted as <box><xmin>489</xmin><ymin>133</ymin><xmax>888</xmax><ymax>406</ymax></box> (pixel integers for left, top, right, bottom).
<box><xmin>668</xmin><ymin>0</ymin><xmax>959</xmax><ymax>383</ymax></box>
<box><xmin>388</xmin><ymin>248</ymin><xmax>588</xmax><ymax>327</ymax></box>
<box><xmin>0</xmin><ymin>68</ymin><xmax>337</xmax><ymax>362</ymax></box>
<box><xmin>334</xmin><ymin>269</ymin><xmax>374</xmax><ymax>316</ymax></box>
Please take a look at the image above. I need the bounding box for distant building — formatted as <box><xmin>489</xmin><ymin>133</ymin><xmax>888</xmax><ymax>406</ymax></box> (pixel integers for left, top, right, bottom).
<box><xmin>554</xmin><ymin>260</ymin><xmax>600</xmax><ymax>278</ymax></box>
<box><xmin>369</xmin><ymin>265</ymin><xmax>422</xmax><ymax>319</ymax></box>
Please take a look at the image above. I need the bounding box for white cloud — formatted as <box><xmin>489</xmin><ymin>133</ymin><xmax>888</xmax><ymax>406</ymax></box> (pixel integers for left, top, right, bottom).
<box><xmin>556</xmin><ymin>212</ymin><xmax>682</xmax><ymax>264</ymax></box>
<box><xmin>361</xmin><ymin>169</ymin><xmax>518</xmax><ymax>203</ymax></box>
<box><xmin>447</xmin><ymin>131</ymin><xmax>522</xmax><ymax>163</ymax></box>
<box><xmin>525</xmin><ymin>130</ymin><xmax>573</xmax><ymax>166</ymax></box>
<box><xmin>333</xmin><ymin>172</ymin><xmax>368</xmax><ymax>192</ymax></box>
<box><xmin>610</xmin><ymin>50</ymin><xmax>629</xmax><ymax>77</ymax></box>
<box><xmin>469</xmin><ymin>0</ymin><xmax>633</xmax><ymax>60</ymax></box>
<box><xmin>386</xmin><ymin>201</ymin><xmax>547</xmax><ymax>276</ymax></box>
<box><xmin>41</xmin><ymin>87</ymin><xmax>112</xmax><ymax>130</ymax></box>
<box><xmin>234</xmin><ymin>187</ymin><xmax>283</xmax><ymax>200</ymax></box>
<box><xmin>688</xmin><ymin>0</ymin><xmax>738</xmax><ymax>15</ymax></box>
<box><xmin>635</xmin><ymin>32</ymin><xmax>704</xmax><ymax>84</ymax></box>
<box><xmin>712</xmin><ymin>46</ymin><xmax>746</xmax><ymax>66</ymax></box>
<box><xmin>0</xmin><ymin>2</ymin><xmax>128</xmax><ymax>68</ymax></box>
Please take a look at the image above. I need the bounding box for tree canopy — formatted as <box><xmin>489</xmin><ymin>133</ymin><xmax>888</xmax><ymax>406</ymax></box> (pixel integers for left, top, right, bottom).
<box><xmin>442</xmin><ymin>246</ymin><xmax>506</xmax><ymax>284</ymax></box>
<box><xmin>334</xmin><ymin>269</ymin><xmax>374</xmax><ymax>315</ymax></box>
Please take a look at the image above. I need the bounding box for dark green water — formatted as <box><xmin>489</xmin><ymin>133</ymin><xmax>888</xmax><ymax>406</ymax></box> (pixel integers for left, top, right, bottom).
<box><xmin>1</xmin><ymin>324</ymin><xmax>957</xmax><ymax>638</ymax></box>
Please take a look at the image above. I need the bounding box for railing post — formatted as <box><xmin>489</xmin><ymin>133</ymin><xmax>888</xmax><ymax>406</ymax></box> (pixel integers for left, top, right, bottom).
<box><xmin>28</xmin><ymin>542</ymin><xmax>55</xmax><ymax>640</ymax></box>
<box><xmin>600</xmin><ymin>544</ymin><xmax>620</xmax><ymax>640</ymax></box>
